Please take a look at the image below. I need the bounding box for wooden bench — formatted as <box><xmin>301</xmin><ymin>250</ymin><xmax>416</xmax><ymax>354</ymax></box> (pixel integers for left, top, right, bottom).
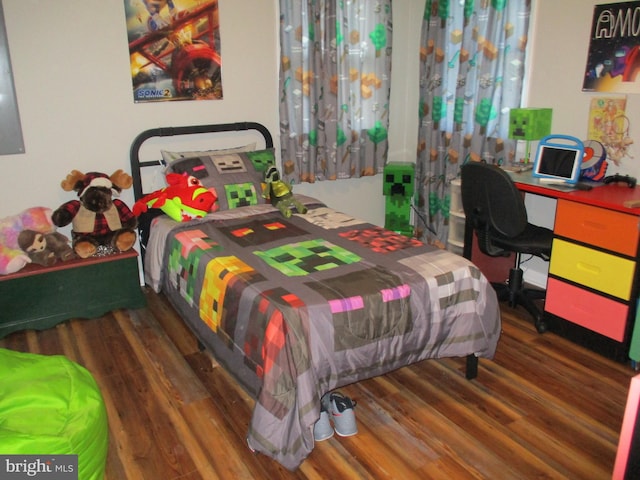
<box><xmin>0</xmin><ymin>250</ymin><xmax>146</xmax><ymax>338</ymax></box>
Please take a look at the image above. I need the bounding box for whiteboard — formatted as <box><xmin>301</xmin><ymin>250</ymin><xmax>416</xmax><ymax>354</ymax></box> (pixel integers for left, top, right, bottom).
<box><xmin>0</xmin><ymin>1</ymin><xmax>24</xmax><ymax>155</ymax></box>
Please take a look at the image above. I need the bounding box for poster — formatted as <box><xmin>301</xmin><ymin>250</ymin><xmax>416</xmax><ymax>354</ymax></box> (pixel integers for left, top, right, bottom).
<box><xmin>587</xmin><ymin>96</ymin><xmax>632</xmax><ymax>165</ymax></box>
<box><xmin>583</xmin><ymin>2</ymin><xmax>640</xmax><ymax>93</ymax></box>
<box><xmin>124</xmin><ymin>0</ymin><xmax>222</xmax><ymax>102</ymax></box>
<box><xmin>587</xmin><ymin>96</ymin><xmax>627</xmax><ymax>143</ymax></box>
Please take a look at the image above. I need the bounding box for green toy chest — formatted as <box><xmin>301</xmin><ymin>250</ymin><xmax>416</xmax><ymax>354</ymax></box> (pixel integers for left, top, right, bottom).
<box><xmin>0</xmin><ymin>250</ymin><xmax>145</xmax><ymax>338</ymax></box>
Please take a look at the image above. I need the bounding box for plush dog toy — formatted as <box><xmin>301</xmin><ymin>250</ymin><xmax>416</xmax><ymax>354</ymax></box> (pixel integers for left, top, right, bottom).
<box><xmin>52</xmin><ymin>170</ymin><xmax>137</xmax><ymax>258</ymax></box>
<box><xmin>263</xmin><ymin>166</ymin><xmax>307</xmax><ymax>218</ymax></box>
<box><xmin>132</xmin><ymin>173</ymin><xmax>217</xmax><ymax>222</ymax></box>
<box><xmin>18</xmin><ymin>230</ymin><xmax>75</xmax><ymax>267</ymax></box>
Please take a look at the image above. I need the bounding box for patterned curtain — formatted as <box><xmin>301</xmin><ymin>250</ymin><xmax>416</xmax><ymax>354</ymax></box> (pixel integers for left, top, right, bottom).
<box><xmin>278</xmin><ymin>0</ymin><xmax>392</xmax><ymax>184</ymax></box>
<box><xmin>415</xmin><ymin>0</ymin><xmax>531</xmax><ymax>245</ymax></box>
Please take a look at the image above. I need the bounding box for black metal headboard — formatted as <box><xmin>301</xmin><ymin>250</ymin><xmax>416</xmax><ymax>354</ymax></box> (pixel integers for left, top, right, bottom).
<box><xmin>129</xmin><ymin>121</ymin><xmax>274</xmax><ymax>257</ymax></box>
<box><xmin>130</xmin><ymin>121</ymin><xmax>273</xmax><ymax>201</ymax></box>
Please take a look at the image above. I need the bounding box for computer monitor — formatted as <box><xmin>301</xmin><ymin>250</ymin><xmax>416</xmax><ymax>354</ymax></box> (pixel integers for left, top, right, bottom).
<box><xmin>532</xmin><ymin>135</ymin><xmax>584</xmax><ymax>185</ymax></box>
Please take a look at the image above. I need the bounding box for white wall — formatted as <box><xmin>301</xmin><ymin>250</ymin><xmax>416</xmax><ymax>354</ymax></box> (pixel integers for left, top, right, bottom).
<box><xmin>522</xmin><ymin>0</ymin><xmax>640</xmax><ymax>286</ymax></box>
<box><xmin>0</xmin><ymin>0</ymin><xmax>425</xmax><ymax>229</ymax></box>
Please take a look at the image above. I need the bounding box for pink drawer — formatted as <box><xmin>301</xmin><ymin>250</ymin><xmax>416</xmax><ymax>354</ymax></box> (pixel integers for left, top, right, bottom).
<box><xmin>546</xmin><ymin>277</ymin><xmax>629</xmax><ymax>342</ymax></box>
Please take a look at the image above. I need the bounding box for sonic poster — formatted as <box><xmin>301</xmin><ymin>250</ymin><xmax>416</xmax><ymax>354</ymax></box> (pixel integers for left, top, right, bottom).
<box><xmin>583</xmin><ymin>2</ymin><xmax>640</xmax><ymax>93</ymax></box>
<box><xmin>124</xmin><ymin>0</ymin><xmax>222</xmax><ymax>102</ymax></box>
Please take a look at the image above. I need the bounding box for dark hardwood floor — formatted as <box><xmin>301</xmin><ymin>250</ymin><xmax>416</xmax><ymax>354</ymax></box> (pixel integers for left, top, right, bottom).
<box><xmin>0</xmin><ymin>287</ymin><xmax>635</xmax><ymax>479</ymax></box>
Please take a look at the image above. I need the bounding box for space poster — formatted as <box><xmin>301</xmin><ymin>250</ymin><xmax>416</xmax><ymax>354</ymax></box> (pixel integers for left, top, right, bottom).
<box><xmin>583</xmin><ymin>2</ymin><xmax>640</xmax><ymax>93</ymax></box>
<box><xmin>124</xmin><ymin>0</ymin><xmax>222</xmax><ymax>102</ymax></box>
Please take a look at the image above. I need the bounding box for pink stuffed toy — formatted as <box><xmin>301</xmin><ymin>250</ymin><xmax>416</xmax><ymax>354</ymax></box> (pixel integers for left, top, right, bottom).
<box><xmin>0</xmin><ymin>207</ymin><xmax>57</xmax><ymax>275</ymax></box>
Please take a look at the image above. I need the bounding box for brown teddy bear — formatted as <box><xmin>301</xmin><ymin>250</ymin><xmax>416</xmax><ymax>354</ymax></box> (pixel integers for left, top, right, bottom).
<box><xmin>52</xmin><ymin>170</ymin><xmax>137</xmax><ymax>258</ymax></box>
<box><xmin>17</xmin><ymin>230</ymin><xmax>76</xmax><ymax>267</ymax></box>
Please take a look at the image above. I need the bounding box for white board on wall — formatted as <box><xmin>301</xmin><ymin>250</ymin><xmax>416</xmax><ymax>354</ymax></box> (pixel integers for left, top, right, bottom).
<box><xmin>0</xmin><ymin>0</ymin><xmax>24</xmax><ymax>155</ymax></box>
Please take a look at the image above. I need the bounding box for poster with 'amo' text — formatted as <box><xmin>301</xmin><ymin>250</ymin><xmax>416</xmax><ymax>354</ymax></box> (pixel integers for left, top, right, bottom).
<box><xmin>584</xmin><ymin>1</ymin><xmax>640</xmax><ymax>93</ymax></box>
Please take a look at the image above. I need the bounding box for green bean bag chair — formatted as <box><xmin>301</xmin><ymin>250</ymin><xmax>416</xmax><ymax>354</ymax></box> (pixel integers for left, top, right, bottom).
<box><xmin>0</xmin><ymin>348</ymin><xmax>108</xmax><ymax>480</ymax></box>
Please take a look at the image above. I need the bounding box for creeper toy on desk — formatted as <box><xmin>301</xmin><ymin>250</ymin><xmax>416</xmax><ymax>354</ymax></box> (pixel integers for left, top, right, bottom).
<box><xmin>508</xmin><ymin>108</ymin><xmax>553</xmax><ymax>163</ymax></box>
<box><xmin>508</xmin><ymin>108</ymin><xmax>553</xmax><ymax>140</ymax></box>
<box><xmin>383</xmin><ymin>162</ymin><xmax>415</xmax><ymax>237</ymax></box>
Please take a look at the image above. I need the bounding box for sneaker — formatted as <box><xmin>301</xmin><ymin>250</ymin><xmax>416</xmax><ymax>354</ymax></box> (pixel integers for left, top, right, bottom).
<box><xmin>313</xmin><ymin>404</ymin><xmax>334</xmax><ymax>441</ymax></box>
<box><xmin>321</xmin><ymin>392</ymin><xmax>332</xmax><ymax>413</ymax></box>
<box><xmin>329</xmin><ymin>392</ymin><xmax>358</xmax><ymax>437</ymax></box>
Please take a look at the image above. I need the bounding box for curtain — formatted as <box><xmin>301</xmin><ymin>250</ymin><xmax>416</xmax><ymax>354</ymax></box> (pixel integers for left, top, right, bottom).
<box><xmin>415</xmin><ymin>0</ymin><xmax>531</xmax><ymax>245</ymax></box>
<box><xmin>278</xmin><ymin>0</ymin><xmax>392</xmax><ymax>184</ymax></box>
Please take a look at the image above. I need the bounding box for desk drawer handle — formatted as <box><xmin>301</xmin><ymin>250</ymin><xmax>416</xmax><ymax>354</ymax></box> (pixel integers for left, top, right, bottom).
<box><xmin>576</xmin><ymin>262</ymin><xmax>600</xmax><ymax>276</ymax></box>
<box><xmin>582</xmin><ymin>220</ymin><xmax>606</xmax><ymax>231</ymax></box>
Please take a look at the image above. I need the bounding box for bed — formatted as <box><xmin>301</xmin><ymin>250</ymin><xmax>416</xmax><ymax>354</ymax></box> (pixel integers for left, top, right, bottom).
<box><xmin>129</xmin><ymin>122</ymin><xmax>501</xmax><ymax>470</ymax></box>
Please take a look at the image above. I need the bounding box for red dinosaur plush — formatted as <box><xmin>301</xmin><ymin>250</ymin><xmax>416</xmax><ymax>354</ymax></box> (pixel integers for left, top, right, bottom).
<box><xmin>132</xmin><ymin>173</ymin><xmax>217</xmax><ymax>222</ymax></box>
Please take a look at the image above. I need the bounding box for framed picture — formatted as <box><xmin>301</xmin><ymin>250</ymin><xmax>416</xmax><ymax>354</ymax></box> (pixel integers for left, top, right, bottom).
<box><xmin>124</xmin><ymin>0</ymin><xmax>223</xmax><ymax>103</ymax></box>
<box><xmin>0</xmin><ymin>1</ymin><xmax>25</xmax><ymax>155</ymax></box>
<box><xmin>583</xmin><ymin>2</ymin><xmax>640</xmax><ymax>93</ymax></box>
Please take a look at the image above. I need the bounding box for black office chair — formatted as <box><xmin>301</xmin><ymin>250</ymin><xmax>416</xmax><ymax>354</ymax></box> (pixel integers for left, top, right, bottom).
<box><xmin>460</xmin><ymin>162</ymin><xmax>554</xmax><ymax>333</ymax></box>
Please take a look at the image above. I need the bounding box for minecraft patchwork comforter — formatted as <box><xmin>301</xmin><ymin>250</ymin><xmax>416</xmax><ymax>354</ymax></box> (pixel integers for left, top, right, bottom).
<box><xmin>149</xmin><ymin>200</ymin><xmax>501</xmax><ymax>470</ymax></box>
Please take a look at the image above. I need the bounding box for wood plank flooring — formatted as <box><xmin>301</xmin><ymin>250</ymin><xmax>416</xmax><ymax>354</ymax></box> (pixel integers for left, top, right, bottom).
<box><xmin>0</xmin><ymin>287</ymin><xmax>635</xmax><ymax>479</ymax></box>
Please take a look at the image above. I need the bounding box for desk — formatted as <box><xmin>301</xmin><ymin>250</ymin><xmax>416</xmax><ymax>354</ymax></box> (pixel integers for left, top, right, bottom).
<box><xmin>508</xmin><ymin>170</ymin><xmax>640</xmax><ymax>214</ymax></box>
<box><xmin>482</xmin><ymin>170</ymin><xmax>640</xmax><ymax>363</ymax></box>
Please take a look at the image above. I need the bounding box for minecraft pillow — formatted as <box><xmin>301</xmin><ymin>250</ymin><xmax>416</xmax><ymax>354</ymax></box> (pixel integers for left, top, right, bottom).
<box><xmin>167</xmin><ymin>149</ymin><xmax>275</xmax><ymax>211</ymax></box>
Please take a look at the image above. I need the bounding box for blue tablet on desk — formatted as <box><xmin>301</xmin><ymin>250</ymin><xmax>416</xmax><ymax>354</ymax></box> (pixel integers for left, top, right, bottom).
<box><xmin>532</xmin><ymin>135</ymin><xmax>584</xmax><ymax>185</ymax></box>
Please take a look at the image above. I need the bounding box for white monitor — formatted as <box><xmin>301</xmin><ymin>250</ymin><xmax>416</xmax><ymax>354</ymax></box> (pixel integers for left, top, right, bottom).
<box><xmin>532</xmin><ymin>135</ymin><xmax>584</xmax><ymax>185</ymax></box>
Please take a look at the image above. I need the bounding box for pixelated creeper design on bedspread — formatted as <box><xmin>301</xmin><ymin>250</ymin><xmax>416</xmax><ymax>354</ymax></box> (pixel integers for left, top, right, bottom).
<box><xmin>168</xmin><ymin>229</ymin><xmax>222</xmax><ymax>305</ymax></box>
<box><xmin>254</xmin><ymin>239</ymin><xmax>361</xmax><ymax>277</ymax></box>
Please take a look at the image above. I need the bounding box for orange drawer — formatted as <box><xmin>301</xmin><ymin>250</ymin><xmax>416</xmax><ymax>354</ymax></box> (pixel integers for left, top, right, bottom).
<box><xmin>546</xmin><ymin>277</ymin><xmax>629</xmax><ymax>341</ymax></box>
<box><xmin>554</xmin><ymin>199</ymin><xmax>639</xmax><ymax>256</ymax></box>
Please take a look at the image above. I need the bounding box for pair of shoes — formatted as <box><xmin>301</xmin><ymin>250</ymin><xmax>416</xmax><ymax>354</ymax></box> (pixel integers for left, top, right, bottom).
<box><xmin>313</xmin><ymin>391</ymin><xmax>358</xmax><ymax>441</ymax></box>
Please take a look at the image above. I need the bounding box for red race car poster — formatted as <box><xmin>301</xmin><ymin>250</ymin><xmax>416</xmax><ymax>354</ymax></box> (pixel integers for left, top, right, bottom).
<box><xmin>583</xmin><ymin>2</ymin><xmax>640</xmax><ymax>93</ymax></box>
<box><xmin>124</xmin><ymin>0</ymin><xmax>222</xmax><ymax>102</ymax></box>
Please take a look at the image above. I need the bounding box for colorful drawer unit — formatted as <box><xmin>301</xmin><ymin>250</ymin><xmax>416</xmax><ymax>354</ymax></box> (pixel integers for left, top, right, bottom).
<box><xmin>0</xmin><ymin>250</ymin><xmax>146</xmax><ymax>338</ymax></box>
<box><xmin>545</xmin><ymin>199</ymin><xmax>640</xmax><ymax>360</ymax></box>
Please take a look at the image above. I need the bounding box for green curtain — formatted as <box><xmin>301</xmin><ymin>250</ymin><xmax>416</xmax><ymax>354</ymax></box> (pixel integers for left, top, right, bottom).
<box><xmin>278</xmin><ymin>0</ymin><xmax>392</xmax><ymax>184</ymax></box>
<box><xmin>415</xmin><ymin>0</ymin><xmax>531</xmax><ymax>245</ymax></box>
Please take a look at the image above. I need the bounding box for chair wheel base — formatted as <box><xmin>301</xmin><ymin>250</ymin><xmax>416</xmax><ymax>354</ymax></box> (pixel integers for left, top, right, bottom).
<box><xmin>535</xmin><ymin>319</ymin><xmax>548</xmax><ymax>334</ymax></box>
<box><xmin>491</xmin><ymin>274</ymin><xmax>548</xmax><ymax>334</ymax></box>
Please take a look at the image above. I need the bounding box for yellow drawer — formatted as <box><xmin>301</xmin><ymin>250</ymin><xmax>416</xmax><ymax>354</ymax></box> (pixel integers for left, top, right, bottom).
<box><xmin>555</xmin><ymin>199</ymin><xmax>639</xmax><ymax>256</ymax></box>
<box><xmin>549</xmin><ymin>239</ymin><xmax>635</xmax><ymax>300</ymax></box>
